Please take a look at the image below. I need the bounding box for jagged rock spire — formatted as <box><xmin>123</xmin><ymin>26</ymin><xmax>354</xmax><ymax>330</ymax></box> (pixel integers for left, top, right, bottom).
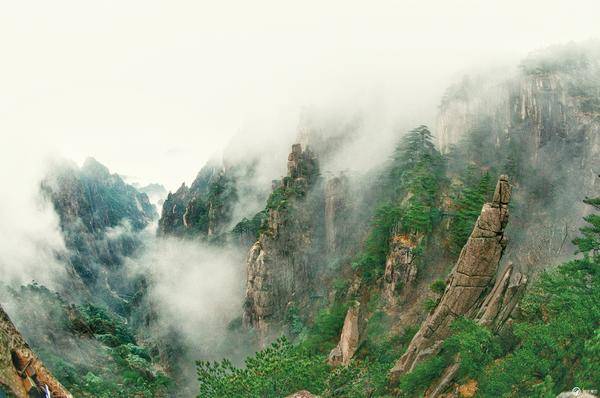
<box><xmin>390</xmin><ymin>175</ymin><xmax>512</xmax><ymax>380</ymax></box>
<box><xmin>243</xmin><ymin>143</ymin><xmax>320</xmax><ymax>343</ymax></box>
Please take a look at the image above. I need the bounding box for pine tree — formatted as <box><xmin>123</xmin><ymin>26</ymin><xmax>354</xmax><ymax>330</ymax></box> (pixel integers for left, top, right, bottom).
<box><xmin>573</xmin><ymin>196</ymin><xmax>600</xmax><ymax>256</ymax></box>
<box><xmin>451</xmin><ymin>171</ymin><xmax>493</xmax><ymax>253</ymax></box>
<box><xmin>389</xmin><ymin>125</ymin><xmax>445</xmax><ymax>233</ymax></box>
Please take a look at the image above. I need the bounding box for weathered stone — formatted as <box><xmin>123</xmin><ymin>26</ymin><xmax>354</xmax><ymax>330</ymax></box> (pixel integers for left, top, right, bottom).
<box><xmin>390</xmin><ymin>177</ymin><xmax>512</xmax><ymax>381</ymax></box>
<box><xmin>383</xmin><ymin>230</ymin><xmax>419</xmax><ymax>306</ymax></box>
<box><xmin>0</xmin><ymin>305</ymin><xmax>72</xmax><ymax>398</ymax></box>
<box><xmin>492</xmin><ymin>175</ymin><xmax>511</xmax><ymax>205</ymax></box>
<box><xmin>475</xmin><ymin>263</ymin><xmax>528</xmax><ymax>332</ymax></box>
<box><xmin>424</xmin><ymin>262</ymin><xmax>528</xmax><ymax>397</ymax></box>
<box><xmin>243</xmin><ymin>143</ymin><xmax>319</xmax><ymax>342</ymax></box>
<box><xmin>328</xmin><ymin>302</ymin><xmax>361</xmax><ymax>366</ymax></box>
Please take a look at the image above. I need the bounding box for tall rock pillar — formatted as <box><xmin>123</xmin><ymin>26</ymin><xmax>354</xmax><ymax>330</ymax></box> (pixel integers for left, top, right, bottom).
<box><xmin>390</xmin><ymin>175</ymin><xmax>512</xmax><ymax>379</ymax></box>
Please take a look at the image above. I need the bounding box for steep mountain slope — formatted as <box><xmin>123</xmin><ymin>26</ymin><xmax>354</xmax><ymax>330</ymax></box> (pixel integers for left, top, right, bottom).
<box><xmin>41</xmin><ymin>157</ymin><xmax>156</xmax><ymax>313</ymax></box>
<box><xmin>196</xmin><ymin>43</ymin><xmax>600</xmax><ymax>398</ymax></box>
<box><xmin>2</xmin><ymin>158</ymin><xmax>170</xmax><ymax>397</ymax></box>
<box><xmin>439</xmin><ymin>43</ymin><xmax>600</xmax><ymax>271</ymax></box>
<box><xmin>2</xmin><ymin>43</ymin><xmax>599</xmax><ymax>398</ymax></box>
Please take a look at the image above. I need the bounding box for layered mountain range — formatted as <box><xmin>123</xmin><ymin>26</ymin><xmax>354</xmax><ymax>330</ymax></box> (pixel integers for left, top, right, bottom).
<box><xmin>1</xmin><ymin>43</ymin><xmax>599</xmax><ymax>397</ymax></box>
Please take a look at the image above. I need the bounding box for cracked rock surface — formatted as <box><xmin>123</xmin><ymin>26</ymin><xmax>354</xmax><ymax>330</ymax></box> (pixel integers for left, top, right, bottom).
<box><xmin>390</xmin><ymin>175</ymin><xmax>511</xmax><ymax>380</ymax></box>
<box><xmin>0</xmin><ymin>305</ymin><xmax>72</xmax><ymax>398</ymax></box>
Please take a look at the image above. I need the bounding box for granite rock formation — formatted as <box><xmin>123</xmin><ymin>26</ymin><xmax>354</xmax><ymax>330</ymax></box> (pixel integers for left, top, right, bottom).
<box><xmin>0</xmin><ymin>305</ymin><xmax>72</xmax><ymax>398</ymax></box>
<box><xmin>327</xmin><ymin>301</ymin><xmax>362</xmax><ymax>366</ymax></box>
<box><xmin>243</xmin><ymin>144</ymin><xmax>320</xmax><ymax>341</ymax></box>
<box><xmin>425</xmin><ymin>263</ymin><xmax>528</xmax><ymax>397</ymax></box>
<box><xmin>383</xmin><ymin>228</ymin><xmax>419</xmax><ymax>306</ymax></box>
<box><xmin>390</xmin><ymin>175</ymin><xmax>511</xmax><ymax>380</ymax></box>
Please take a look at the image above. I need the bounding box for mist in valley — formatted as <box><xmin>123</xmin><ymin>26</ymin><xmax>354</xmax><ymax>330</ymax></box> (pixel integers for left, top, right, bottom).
<box><xmin>0</xmin><ymin>2</ymin><xmax>600</xmax><ymax>397</ymax></box>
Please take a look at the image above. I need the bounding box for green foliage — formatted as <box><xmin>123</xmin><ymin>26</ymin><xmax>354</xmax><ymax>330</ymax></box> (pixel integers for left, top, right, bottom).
<box><xmin>197</xmin><ymin>337</ymin><xmax>330</xmax><ymax>398</ymax></box>
<box><xmin>444</xmin><ymin>318</ymin><xmax>500</xmax><ymax>380</ymax></box>
<box><xmin>302</xmin><ymin>303</ymin><xmax>350</xmax><ymax>353</ymax></box>
<box><xmin>396</xmin><ymin>318</ymin><xmax>499</xmax><ymax>397</ymax></box>
<box><xmin>351</xmin><ymin>125</ymin><xmax>446</xmax><ymax>283</ymax></box>
<box><xmin>323</xmin><ymin>326</ymin><xmax>418</xmax><ymax>398</ymax></box>
<box><xmin>41</xmin><ymin>303</ymin><xmax>172</xmax><ymax>397</ymax></box>
<box><xmin>422</xmin><ymin>298</ymin><xmax>438</xmax><ymax>313</ymax></box>
<box><xmin>232</xmin><ymin>210</ymin><xmax>267</xmax><ymax>240</ymax></box>
<box><xmin>476</xmin><ymin>255</ymin><xmax>600</xmax><ymax>396</ymax></box>
<box><xmin>429</xmin><ymin>279</ymin><xmax>446</xmax><ymax>295</ymax></box>
<box><xmin>352</xmin><ymin>203</ymin><xmax>401</xmax><ymax>281</ymax></box>
<box><xmin>397</xmin><ymin>356</ymin><xmax>448</xmax><ymax>397</ymax></box>
<box><xmin>572</xmin><ymin>197</ymin><xmax>600</xmax><ymax>255</ymax></box>
<box><xmin>390</xmin><ymin>125</ymin><xmax>446</xmax><ymax>234</ymax></box>
<box><xmin>285</xmin><ymin>305</ymin><xmax>305</xmax><ymax>337</ymax></box>
<box><xmin>450</xmin><ymin>170</ymin><xmax>493</xmax><ymax>253</ymax></box>
<box><xmin>266</xmin><ymin>186</ymin><xmax>288</xmax><ymax>210</ymax></box>
<box><xmin>78</xmin><ymin>304</ymin><xmax>135</xmax><ymax>345</ymax></box>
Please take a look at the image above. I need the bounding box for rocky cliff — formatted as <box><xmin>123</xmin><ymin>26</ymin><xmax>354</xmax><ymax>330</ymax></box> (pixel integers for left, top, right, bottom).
<box><xmin>243</xmin><ymin>143</ymin><xmax>321</xmax><ymax>341</ymax></box>
<box><xmin>0</xmin><ymin>305</ymin><xmax>72</xmax><ymax>398</ymax></box>
<box><xmin>38</xmin><ymin>158</ymin><xmax>158</xmax><ymax>320</ymax></box>
<box><xmin>158</xmin><ymin>159</ymin><xmax>268</xmax><ymax>241</ymax></box>
<box><xmin>390</xmin><ymin>175</ymin><xmax>512</xmax><ymax>379</ymax></box>
<box><xmin>382</xmin><ymin>228</ymin><xmax>419</xmax><ymax>307</ymax></box>
<box><xmin>437</xmin><ymin>44</ymin><xmax>600</xmax><ymax>276</ymax></box>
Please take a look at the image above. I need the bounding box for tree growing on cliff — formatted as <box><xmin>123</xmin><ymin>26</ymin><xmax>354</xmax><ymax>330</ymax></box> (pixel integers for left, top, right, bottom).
<box><xmin>390</xmin><ymin>125</ymin><xmax>445</xmax><ymax>234</ymax></box>
<box><xmin>450</xmin><ymin>170</ymin><xmax>493</xmax><ymax>253</ymax></box>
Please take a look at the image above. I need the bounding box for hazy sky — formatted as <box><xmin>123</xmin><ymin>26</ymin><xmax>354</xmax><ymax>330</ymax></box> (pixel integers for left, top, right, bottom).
<box><xmin>2</xmin><ymin>0</ymin><xmax>600</xmax><ymax>190</ymax></box>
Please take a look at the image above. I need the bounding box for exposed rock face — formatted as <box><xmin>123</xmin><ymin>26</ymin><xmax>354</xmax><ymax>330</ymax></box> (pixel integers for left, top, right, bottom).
<box><xmin>324</xmin><ymin>175</ymin><xmax>348</xmax><ymax>254</ymax></box>
<box><xmin>159</xmin><ymin>163</ymin><xmax>236</xmax><ymax>238</ymax></box>
<box><xmin>425</xmin><ymin>264</ymin><xmax>528</xmax><ymax>397</ymax></box>
<box><xmin>43</xmin><ymin>157</ymin><xmax>156</xmax><ymax>234</ymax></box>
<box><xmin>41</xmin><ymin>157</ymin><xmax>157</xmax><ymax>303</ymax></box>
<box><xmin>390</xmin><ymin>176</ymin><xmax>511</xmax><ymax>380</ymax></box>
<box><xmin>327</xmin><ymin>301</ymin><xmax>361</xmax><ymax>366</ymax></box>
<box><xmin>243</xmin><ymin>144</ymin><xmax>320</xmax><ymax>341</ymax></box>
<box><xmin>383</xmin><ymin>229</ymin><xmax>419</xmax><ymax>306</ymax></box>
<box><xmin>475</xmin><ymin>262</ymin><xmax>528</xmax><ymax>332</ymax></box>
<box><xmin>0</xmin><ymin>305</ymin><xmax>72</xmax><ymax>398</ymax></box>
<box><xmin>436</xmin><ymin>44</ymin><xmax>600</xmax><ymax>275</ymax></box>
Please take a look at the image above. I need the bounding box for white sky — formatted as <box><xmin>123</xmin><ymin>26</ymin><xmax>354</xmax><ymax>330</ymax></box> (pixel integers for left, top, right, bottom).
<box><xmin>1</xmin><ymin>0</ymin><xmax>600</xmax><ymax>190</ymax></box>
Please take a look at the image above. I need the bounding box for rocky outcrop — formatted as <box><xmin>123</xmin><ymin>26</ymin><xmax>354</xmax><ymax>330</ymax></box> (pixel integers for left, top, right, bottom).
<box><xmin>436</xmin><ymin>43</ymin><xmax>600</xmax><ymax>279</ymax></box>
<box><xmin>425</xmin><ymin>264</ymin><xmax>528</xmax><ymax>397</ymax></box>
<box><xmin>43</xmin><ymin>157</ymin><xmax>156</xmax><ymax>234</ymax></box>
<box><xmin>327</xmin><ymin>301</ymin><xmax>361</xmax><ymax>366</ymax></box>
<box><xmin>390</xmin><ymin>176</ymin><xmax>512</xmax><ymax>380</ymax></box>
<box><xmin>243</xmin><ymin>144</ymin><xmax>320</xmax><ymax>341</ymax></box>
<box><xmin>158</xmin><ymin>164</ymin><xmax>237</xmax><ymax>238</ymax></box>
<box><xmin>475</xmin><ymin>262</ymin><xmax>528</xmax><ymax>332</ymax></box>
<box><xmin>383</xmin><ymin>229</ymin><xmax>419</xmax><ymax>306</ymax></box>
<box><xmin>0</xmin><ymin>305</ymin><xmax>72</xmax><ymax>398</ymax></box>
